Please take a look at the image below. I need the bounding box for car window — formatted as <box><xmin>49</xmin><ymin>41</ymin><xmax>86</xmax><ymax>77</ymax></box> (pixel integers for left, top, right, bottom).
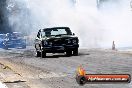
<box><xmin>7</xmin><ymin>33</ymin><xmax>23</xmax><ymax>39</ymax></box>
<box><xmin>58</xmin><ymin>29</ymin><xmax>67</xmax><ymax>34</ymax></box>
<box><xmin>42</xmin><ymin>28</ymin><xmax>72</xmax><ymax>37</ymax></box>
<box><xmin>51</xmin><ymin>29</ymin><xmax>67</xmax><ymax>35</ymax></box>
<box><xmin>51</xmin><ymin>30</ymin><xmax>59</xmax><ymax>35</ymax></box>
<box><xmin>41</xmin><ymin>32</ymin><xmax>45</xmax><ymax>37</ymax></box>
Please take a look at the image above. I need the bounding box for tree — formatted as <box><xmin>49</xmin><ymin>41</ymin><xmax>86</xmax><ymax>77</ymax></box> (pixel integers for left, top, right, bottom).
<box><xmin>0</xmin><ymin>0</ymin><xmax>12</xmax><ymax>33</ymax></box>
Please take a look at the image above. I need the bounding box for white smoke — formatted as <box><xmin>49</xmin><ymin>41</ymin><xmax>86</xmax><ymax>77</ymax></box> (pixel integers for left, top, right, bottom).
<box><xmin>25</xmin><ymin>0</ymin><xmax>102</xmax><ymax>48</ymax></box>
<box><xmin>99</xmin><ymin>0</ymin><xmax>132</xmax><ymax>48</ymax></box>
<box><xmin>6</xmin><ymin>0</ymin><xmax>31</xmax><ymax>34</ymax></box>
<box><xmin>6</xmin><ymin>0</ymin><xmax>132</xmax><ymax>48</ymax></box>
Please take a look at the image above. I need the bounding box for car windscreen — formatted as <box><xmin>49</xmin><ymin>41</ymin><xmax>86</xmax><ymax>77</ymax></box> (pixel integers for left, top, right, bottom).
<box><xmin>8</xmin><ymin>33</ymin><xmax>23</xmax><ymax>39</ymax></box>
<box><xmin>41</xmin><ymin>28</ymin><xmax>72</xmax><ymax>37</ymax></box>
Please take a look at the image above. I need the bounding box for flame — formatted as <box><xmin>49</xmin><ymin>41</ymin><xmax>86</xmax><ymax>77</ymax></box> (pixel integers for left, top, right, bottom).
<box><xmin>77</xmin><ymin>66</ymin><xmax>86</xmax><ymax>76</ymax></box>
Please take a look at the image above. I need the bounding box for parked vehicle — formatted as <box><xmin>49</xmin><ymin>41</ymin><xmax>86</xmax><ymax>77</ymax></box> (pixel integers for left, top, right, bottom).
<box><xmin>3</xmin><ymin>32</ymin><xmax>26</xmax><ymax>49</ymax></box>
<box><xmin>0</xmin><ymin>34</ymin><xmax>6</xmax><ymax>48</ymax></box>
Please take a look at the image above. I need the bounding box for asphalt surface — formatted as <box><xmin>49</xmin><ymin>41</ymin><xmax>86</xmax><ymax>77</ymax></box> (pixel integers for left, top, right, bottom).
<box><xmin>0</xmin><ymin>46</ymin><xmax>132</xmax><ymax>88</ymax></box>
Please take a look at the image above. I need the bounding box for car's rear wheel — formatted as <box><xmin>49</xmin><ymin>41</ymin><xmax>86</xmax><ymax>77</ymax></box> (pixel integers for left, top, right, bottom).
<box><xmin>3</xmin><ymin>45</ymin><xmax>8</xmax><ymax>50</ymax></box>
<box><xmin>22</xmin><ymin>45</ymin><xmax>26</xmax><ymax>49</ymax></box>
<box><xmin>73</xmin><ymin>48</ymin><xmax>78</xmax><ymax>56</ymax></box>
<box><xmin>41</xmin><ymin>51</ymin><xmax>46</xmax><ymax>58</ymax></box>
<box><xmin>36</xmin><ymin>51</ymin><xmax>41</xmax><ymax>57</ymax></box>
<box><xmin>66</xmin><ymin>50</ymin><xmax>72</xmax><ymax>56</ymax></box>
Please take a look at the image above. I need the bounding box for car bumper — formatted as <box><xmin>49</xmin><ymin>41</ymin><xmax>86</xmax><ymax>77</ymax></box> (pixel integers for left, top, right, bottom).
<box><xmin>5</xmin><ymin>43</ymin><xmax>26</xmax><ymax>48</ymax></box>
<box><xmin>42</xmin><ymin>45</ymin><xmax>79</xmax><ymax>53</ymax></box>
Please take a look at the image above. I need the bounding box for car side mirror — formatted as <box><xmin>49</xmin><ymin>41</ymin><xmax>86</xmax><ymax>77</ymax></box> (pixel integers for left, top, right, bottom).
<box><xmin>73</xmin><ymin>33</ymin><xmax>75</xmax><ymax>35</ymax></box>
<box><xmin>37</xmin><ymin>34</ymin><xmax>40</xmax><ymax>38</ymax></box>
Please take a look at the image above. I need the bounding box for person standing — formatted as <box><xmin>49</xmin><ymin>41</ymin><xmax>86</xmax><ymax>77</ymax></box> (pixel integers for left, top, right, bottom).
<box><xmin>112</xmin><ymin>41</ymin><xmax>115</xmax><ymax>50</ymax></box>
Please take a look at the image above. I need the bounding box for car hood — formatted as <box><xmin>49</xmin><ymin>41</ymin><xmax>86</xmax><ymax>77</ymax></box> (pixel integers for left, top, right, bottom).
<box><xmin>6</xmin><ymin>38</ymin><xmax>25</xmax><ymax>42</ymax></box>
<box><xmin>42</xmin><ymin>35</ymin><xmax>78</xmax><ymax>40</ymax></box>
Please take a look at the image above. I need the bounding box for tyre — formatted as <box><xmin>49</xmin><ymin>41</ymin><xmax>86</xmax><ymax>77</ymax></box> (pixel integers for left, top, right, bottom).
<box><xmin>36</xmin><ymin>51</ymin><xmax>41</xmax><ymax>57</ymax></box>
<box><xmin>66</xmin><ymin>50</ymin><xmax>72</xmax><ymax>56</ymax></box>
<box><xmin>73</xmin><ymin>48</ymin><xmax>78</xmax><ymax>56</ymax></box>
<box><xmin>3</xmin><ymin>45</ymin><xmax>8</xmax><ymax>50</ymax></box>
<box><xmin>35</xmin><ymin>44</ymin><xmax>41</xmax><ymax>57</ymax></box>
<box><xmin>21</xmin><ymin>45</ymin><xmax>26</xmax><ymax>49</ymax></box>
<box><xmin>41</xmin><ymin>51</ymin><xmax>46</xmax><ymax>58</ymax></box>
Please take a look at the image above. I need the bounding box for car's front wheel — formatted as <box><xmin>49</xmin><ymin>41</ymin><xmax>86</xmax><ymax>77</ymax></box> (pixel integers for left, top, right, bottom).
<box><xmin>3</xmin><ymin>45</ymin><xmax>8</xmax><ymax>50</ymax></box>
<box><xmin>41</xmin><ymin>51</ymin><xmax>46</xmax><ymax>58</ymax></box>
<box><xmin>73</xmin><ymin>48</ymin><xmax>78</xmax><ymax>56</ymax></box>
<box><xmin>66</xmin><ymin>50</ymin><xmax>72</xmax><ymax>56</ymax></box>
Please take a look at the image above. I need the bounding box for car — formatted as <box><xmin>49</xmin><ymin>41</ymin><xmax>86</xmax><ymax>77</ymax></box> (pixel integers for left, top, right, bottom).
<box><xmin>35</xmin><ymin>27</ymin><xmax>79</xmax><ymax>58</ymax></box>
<box><xmin>0</xmin><ymin>34</ymin><xmax>6</xmax><ymax>48</ymax></box>
<box><xmin>2</xmin><ymin>32</ymin><xmax>26</xmax><ymax>49</ymax></box>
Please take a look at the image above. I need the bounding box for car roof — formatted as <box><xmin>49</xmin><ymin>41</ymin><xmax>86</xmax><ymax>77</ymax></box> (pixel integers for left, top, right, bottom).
<box><xmin>41</xmin><ymin>27</ymin><xmax>70</xmax><ymax>31</ymax></box>
<box><xmin>6</xmin><ymin>32</ymin><xmax>21</xmax><ymax>34</ymax></box>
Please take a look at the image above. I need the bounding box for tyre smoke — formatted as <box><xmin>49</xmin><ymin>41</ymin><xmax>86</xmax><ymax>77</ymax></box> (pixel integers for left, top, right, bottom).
<box><xmin>6</xmin><ymin>0</ymin><xmax>132</xmax><ymax>48</ymax></box>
